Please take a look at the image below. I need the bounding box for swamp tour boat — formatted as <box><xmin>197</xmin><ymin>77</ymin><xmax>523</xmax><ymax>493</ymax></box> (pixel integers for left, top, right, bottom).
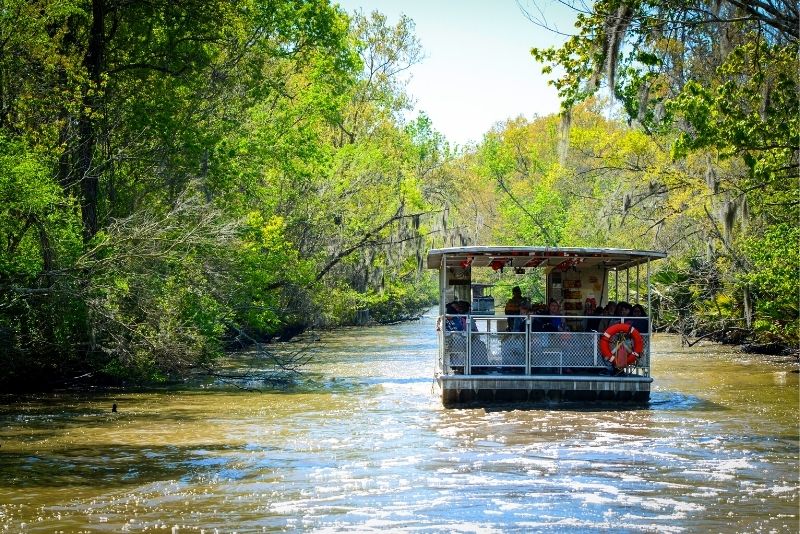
<box><xmin>427</xmin><ymin>246</ymin><xmax>667</xmax><ymax>406</ymax></box>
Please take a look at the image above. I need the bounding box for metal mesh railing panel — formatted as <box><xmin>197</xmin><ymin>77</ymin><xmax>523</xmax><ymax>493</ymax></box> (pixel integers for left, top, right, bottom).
<box><xmin>529</xmin><ymin>333</ymin><xmax>596</xmax><ymax>368</ymax></box>
<box><xmin>443</xmin><ymin>331</ymin><xmax>467</xmax><ymax>368</ymax></box>
<box><xmin>468</xmin><ymin>332</ymin><xmax>527</xmax><ymax>366</ymax></box>
<box><xmin>438</xmin><ymin>316</ymin><xmax>652</xmax><ymax>376</ymax></box>
<box><xmin>499</xmin><ymin>334</ymin><xmax>526</xmax><ymax>366</ymax></box>
<box><xmin>471</xmin><ymin>332</ymin><xmax>491</xmax><ymax>365</ymax></box>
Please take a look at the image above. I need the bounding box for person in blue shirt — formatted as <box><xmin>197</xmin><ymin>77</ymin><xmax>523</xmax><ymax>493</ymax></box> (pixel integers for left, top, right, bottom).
<box><xmin>442</xmin><ymin>301</ymin><xmax>464</xmax><ymax>331</ymax></box>
<box><xmin>544</xmin><ymin>299</ymin><xmax>568</xmax><ymax>332</ymax></box>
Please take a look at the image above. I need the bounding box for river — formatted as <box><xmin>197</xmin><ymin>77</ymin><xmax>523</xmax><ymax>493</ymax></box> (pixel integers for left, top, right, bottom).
<box><xmin>1</xmin><ymin>311</ymin><xmax>798</xmax><ymax>532</ymax></box>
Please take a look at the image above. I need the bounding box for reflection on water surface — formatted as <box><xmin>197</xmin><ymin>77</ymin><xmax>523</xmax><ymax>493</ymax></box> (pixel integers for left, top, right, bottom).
<box><xmin>1</xmin><ymin>313</ymin><xmax>797</xmax><ymax>532</ymax></box>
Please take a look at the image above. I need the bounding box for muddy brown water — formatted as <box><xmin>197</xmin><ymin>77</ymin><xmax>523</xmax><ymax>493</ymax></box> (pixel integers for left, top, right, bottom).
<box><xmin>1</xmin><ymin>311</ymin><xmax>797</xmax><ymax>532</ymax></box>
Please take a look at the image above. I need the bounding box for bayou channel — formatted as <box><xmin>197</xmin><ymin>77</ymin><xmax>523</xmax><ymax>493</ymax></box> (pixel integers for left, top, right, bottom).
<box><xmin>1</xmin><ymin>311</ymin><xmax>798</xmax><ymax>532</ymax></box>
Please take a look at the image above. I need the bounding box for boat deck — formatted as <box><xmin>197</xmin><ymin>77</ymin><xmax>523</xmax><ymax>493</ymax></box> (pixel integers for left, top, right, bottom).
<box><xmin>437</xmin><ymin>315</ymin><xmax>652</xmax><ymax>406</ymax></box>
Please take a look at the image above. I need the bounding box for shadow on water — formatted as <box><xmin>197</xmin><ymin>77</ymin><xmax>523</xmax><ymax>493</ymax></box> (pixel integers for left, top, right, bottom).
<box><xmin>446</xmin><ymin>391</ymin><xmax>729</xmax><ymax>413</ymax></box>
<box><xmin>0</xmin><ymin>443</ymin><xmax>258</xmax><ymax>489</ymax></box>
<box><xmin>447</xmin><ymin>400</ymin><xmax>648</xmax><ymax>412</ymax></box>
<box><xmin>648</xmin><ymin>391</ymin><xmax>730</xmax><ymax>412</ymax></box>
<box><xmin>343</xmin><ymin>376</ymin><xmax>432</xmax><ymax>386</ymax></box>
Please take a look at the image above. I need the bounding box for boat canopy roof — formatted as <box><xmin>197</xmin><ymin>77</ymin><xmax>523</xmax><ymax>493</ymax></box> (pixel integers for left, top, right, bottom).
<box><xmin>426</xmin><ymin>246</ymin><xmax>667</xmax><ymax>271</ymax></box>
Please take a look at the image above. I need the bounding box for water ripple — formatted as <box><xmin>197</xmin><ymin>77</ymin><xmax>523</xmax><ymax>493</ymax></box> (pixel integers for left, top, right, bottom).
<box><xmin>0</xmin><ymin>332</ymin><xmax>797</xmax><ymax>532</ymax></box>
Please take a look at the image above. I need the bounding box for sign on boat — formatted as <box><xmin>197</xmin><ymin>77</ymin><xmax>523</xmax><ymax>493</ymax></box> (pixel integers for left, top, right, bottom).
<box><xmin>426</xmin><ymin>246</ymin><xmax>667</xmax><ymax>406</ymax></box>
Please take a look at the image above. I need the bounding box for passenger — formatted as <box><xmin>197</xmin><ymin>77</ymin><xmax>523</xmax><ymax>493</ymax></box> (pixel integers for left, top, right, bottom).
<box><xmin>515</xmin><ymin>299</ymin><xmax>531</xmax><ymax>332</ymax></box>
<box><xmin>629</xmin><ymin>304</ymin><xmax>649</xmax><ymax>333</ymax></box>
<box><xmin>543</xmin><ymin>299</ymin><xmax>567</xmax><ymax>332</ymax></box>
<box><xmin>586</xmin><ymin>305</ymin><xmax>605</xmax><ymax>332</ymax></box>
<box><xmin>598</xmin><ymin>301</ymin><xmax>617</xmax><ymax>331</ymax></box>
<box><xmin>443</xmin><ymin>301</ymin><xmax>465</xmax><ymax>331</ymax></box>
<box><xmin>455</xmin><ymin>300</ymin><xmax>478</xmax><ymax>331</ymax></box>
<box><xmin>505</xmin><ymin>286</ymin><xmax>524</xmax><ymax>331</ymax></box>
<box><xmin>528</xmin><ymin>303</ymin><xmax>547</xmax><ymax>331</ymax></box>
<box><xmin>617</xmin><ymin>301</ymin><xmax>632</xmax><ymax>322</ymax></box>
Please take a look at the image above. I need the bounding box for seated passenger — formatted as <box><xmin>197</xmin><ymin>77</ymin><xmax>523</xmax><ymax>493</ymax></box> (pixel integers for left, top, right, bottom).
<box><xmin>617</xmin><ymin>301</ymin><xmax>632</xmax><ymax>319</ymax></box>
<box><xmin>514</xmin><ymin>300</ymin><xmax>531</xmax><ymax>332</ymax></box>
<box><xmin>528</xmin><ymin>303</ymin><xmax>548</xmax><ymax>331</ymax></box>
<box><xmin>629</xmin><ymin>304</ymin><xmax>649</xmax><ymax>333</ymax></box>
<box><xmin>586</xmin><ymin>305</ymin><xmax>605</xmax><ymax>332</ymax></box>
<box><xmin>598</xmin><ymin>301</ymin><xmax>617</xmax><ymax>331</ymax></box>
<box><xmin>542</xmin><ymin>299</ymin><xmax>568</xmax><ymax>332</ymax></box>
<box><xmin>444</xmin><ymin>301</ymin><xmax>465</xmax><ymax>331</ymax></box>
<box><xmin>455</xmin><ymin>300</ymin><xmax>479</xmax><ymax>331</ymax></box>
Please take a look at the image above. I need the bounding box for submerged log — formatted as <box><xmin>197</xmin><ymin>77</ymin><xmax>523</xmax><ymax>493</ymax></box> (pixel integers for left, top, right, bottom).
<box><xmin>739</xmin><ymin>342</ymin><xmax>794</xmax><ymax>356</ymax></box>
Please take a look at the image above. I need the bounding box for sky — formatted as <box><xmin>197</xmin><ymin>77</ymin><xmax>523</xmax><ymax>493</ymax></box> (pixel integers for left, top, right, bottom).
<box><xmin>335</xmin><ymin>0</ymin><xmax>577</xmax><ymax>147</ymax></box>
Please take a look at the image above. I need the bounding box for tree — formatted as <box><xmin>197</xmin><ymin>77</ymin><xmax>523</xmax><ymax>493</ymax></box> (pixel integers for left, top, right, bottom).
<box><xmin>527</xmin><ymin>0</ymin><xmax>799</xmax><ymax>344</ymax></box>
<box><xmin>0</xmin><ymin>0</ymin><xmax>365</xmax><ymax>389</ymax></box>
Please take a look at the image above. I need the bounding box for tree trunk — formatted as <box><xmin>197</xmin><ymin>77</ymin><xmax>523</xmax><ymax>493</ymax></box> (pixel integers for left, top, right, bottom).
<box><xmin>79</xmin><ymin>0</ymin><xmax>105</xmax><ymax>241</ymax></box>
<box><xmin>742</xmin><ymin>285</ymin><xmax>753</xmax><ymax>328</ymax></box>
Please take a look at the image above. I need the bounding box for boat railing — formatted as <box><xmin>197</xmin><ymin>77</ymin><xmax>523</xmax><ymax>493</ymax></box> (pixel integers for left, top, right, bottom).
<box><xmin>437</xmin><ymin>315</ymin><xmax>651</xmax><ymax>377</ymax></box>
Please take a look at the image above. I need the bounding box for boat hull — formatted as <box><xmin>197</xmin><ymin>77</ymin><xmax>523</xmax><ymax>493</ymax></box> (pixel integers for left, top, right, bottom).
<box><xmin>438</xmin><ymin>374</ymin><xmax>652</xmax><ymax>406</ymax></box>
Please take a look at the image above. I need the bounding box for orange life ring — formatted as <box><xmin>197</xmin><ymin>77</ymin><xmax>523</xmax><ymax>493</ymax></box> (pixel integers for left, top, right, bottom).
<box><xmin>599</xmin><ymin>322</ymin><xmax>644</xmax><ymax>368</ymax></box>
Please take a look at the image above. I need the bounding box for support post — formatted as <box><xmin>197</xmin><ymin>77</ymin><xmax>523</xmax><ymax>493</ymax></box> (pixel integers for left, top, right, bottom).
<box><xmin>439</xmin><ymin>255</ymin><xmax>446</xmax><ymax>373</ymax></box>
<box><xmin>439</xmin><ymin>254</ymin><xmax>447</xmax><ymax>315</ymax></box>
<box><xmin>626</xmin><ymin>268</ymin><xmax>630</xmax><ymax>302</ymax></box>
<box><xmin>647</xmin><ymin>259</ymin><xmax>652</xmax><ymax>336</ymax></box>
<box><xmin>466</xmin><ymin>319</ymin><xmax>471</xmax><ymax>375</ymax></box>
<box><xmin>525</xmin><ymin>317</ymin><xmax>530</xmax><ymax>376</ymax></box>
<box><xmin>647</xmin><ymin>258</ymin><xmax>652</xmax><ymax>377</ymax></box>
<box><xmin>636</xmin><ymin>264</ymin><xmax>640</xmax><ymax>304</ymax></box>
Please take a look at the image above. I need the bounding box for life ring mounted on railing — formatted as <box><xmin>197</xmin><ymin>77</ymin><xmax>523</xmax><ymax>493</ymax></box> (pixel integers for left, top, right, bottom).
<box><xmin>598</xmin><ymin>322</ymin><xmax>644</xmax><ymax>369</ymax></box>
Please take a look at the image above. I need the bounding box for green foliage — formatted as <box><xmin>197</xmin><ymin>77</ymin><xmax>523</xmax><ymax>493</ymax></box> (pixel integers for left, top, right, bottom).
<box><xmin>525</xmin><ymin>0</ymin><xmax>798</xmax><ymax>346</ymax></box>
<box><xmin>0</xmin><ymin>2</ymin><xmax>445</xmax><ymax>390</ymax></box>
<box><xmin>473</xmin><ymin>122</ymin><xmax>565</xmax><ymax>247</ymax></box>
<box><xmin>0</xmin><ymin>134</ymin><xmax>86</xmax><ymax>386</ymax></box>
<box><xmin>72</xmin><ymin>195</ymin><xmax>240</xmax><ymax>382</ymax></box>
<box><xmin>0</xmin><ymin>135</ymin><xmax>78</xmax><ymax>279</ymax></box>
<box><xmin>236</xmin><ymin>214</ymin><xmax>316</xmax><ymax>336</ymax></box>
<box><xmin>356</xmin><ymin>279</ymin><xmax>437</xmax><ymax>324</ymax></box>
<box><xmin>739</xmin><ymin>223</ymin><xmax>799</xmax><ymax>341</ymax></box>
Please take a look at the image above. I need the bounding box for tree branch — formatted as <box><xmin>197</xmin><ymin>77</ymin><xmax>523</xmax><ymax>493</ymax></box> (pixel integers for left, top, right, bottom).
<box><xmin>313</xmin><ymin>203</ymin><xmax>407</xmax><ymax>283</ymax></box>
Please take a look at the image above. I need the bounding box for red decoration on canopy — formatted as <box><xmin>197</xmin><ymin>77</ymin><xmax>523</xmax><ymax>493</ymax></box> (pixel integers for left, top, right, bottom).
<box><xmin>489</xmin><ymin>259</ymin><xmax>506</xmax><ymax>271</ymax></box>
<box><xmin>555</xmin><ymin>257</ymin><xmax>583</xmax><ymax>271</ymax></box>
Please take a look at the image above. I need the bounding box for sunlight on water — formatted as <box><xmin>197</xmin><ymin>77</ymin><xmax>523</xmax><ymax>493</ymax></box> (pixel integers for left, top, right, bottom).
<box><xmin>1</xmin><ymin>313</ymin><xmax>797</xmax><ymax>532</ymax></box>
